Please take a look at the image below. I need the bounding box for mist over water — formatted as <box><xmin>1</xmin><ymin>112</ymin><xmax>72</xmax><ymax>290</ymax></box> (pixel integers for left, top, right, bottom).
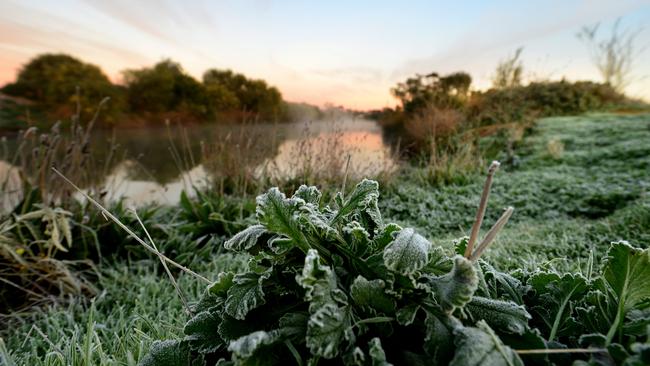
<box><xmin>1</xmin><ymin>117</ymin><xmax>397</xmax><ymax>207</ymax></box>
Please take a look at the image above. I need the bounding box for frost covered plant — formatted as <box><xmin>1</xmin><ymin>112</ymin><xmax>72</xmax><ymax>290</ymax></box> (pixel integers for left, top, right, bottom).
<box><xmin>140</xmin><ymin>175</ymin><xmax>528</xmax><ymax>366</ymax></box>
<box><xmin>139</xmin><ymin>171</ymin><xmax>650</xmax><ymax>365</ymax></box>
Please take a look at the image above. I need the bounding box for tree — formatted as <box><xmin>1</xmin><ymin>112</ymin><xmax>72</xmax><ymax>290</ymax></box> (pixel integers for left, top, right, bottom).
<box><xmin>123</xmin><ymin>60</ymin><xmax>210</xmax><ymax>117</ymax></box>
<box><xmin>577</xmin><ymin>18</ymin><xmax>642</xmax><ymax>92</ymax></box>
<box><xmin>492</xmin><ymin>48</ymin><xmax>524</xmax><ymax>89</ymax></box>
<box><xmin>203</xmin><ymin>69</ymin><xmax>286</xmax><ymax>121</ymax></box>
<box><xmin>2</xmin><ymin>53</ymin><xmax>119</xmax><ymax>117</ymax></box>
<box><xmin>391</xmin><ymin>71</ymin><xmax>472</xmax><ymax>114</ymax></box>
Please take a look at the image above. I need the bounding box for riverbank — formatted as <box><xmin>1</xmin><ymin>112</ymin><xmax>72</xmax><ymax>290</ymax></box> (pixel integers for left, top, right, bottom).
<box><xmin>0</xmin><ymin>112</ymin><xmax>649</xmax><ymax>364</ymax></box>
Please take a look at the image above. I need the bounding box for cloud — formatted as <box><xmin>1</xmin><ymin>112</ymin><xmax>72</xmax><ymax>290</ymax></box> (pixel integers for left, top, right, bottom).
<box><xmin>392</xmin><ymin>0</ymin><xmax>649</xmax><ymax>82</ymax></box>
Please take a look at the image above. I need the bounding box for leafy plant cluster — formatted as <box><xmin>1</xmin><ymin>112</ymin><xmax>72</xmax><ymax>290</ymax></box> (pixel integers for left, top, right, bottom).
<box><xmin>141</xmin><ymin>179</ymin><xmax>650</xmax><ymax>365</ymax></box>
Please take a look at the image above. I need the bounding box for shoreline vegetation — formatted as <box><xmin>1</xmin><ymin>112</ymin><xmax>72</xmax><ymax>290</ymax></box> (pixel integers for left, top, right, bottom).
<box><xmin>0</xmin><ymin>54</ymin><xmax>329</xmax><ymax>131</ymax></box>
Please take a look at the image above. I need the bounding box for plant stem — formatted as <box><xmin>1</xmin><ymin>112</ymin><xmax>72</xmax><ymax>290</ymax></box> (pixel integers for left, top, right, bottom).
<box><xmin>465</xmin><ymin>161</ymin><xmax>500</xmax><ymax>258</ymax></box>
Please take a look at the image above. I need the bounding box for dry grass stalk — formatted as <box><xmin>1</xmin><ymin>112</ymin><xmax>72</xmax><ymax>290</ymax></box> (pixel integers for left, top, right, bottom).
<box><xmin>464</xmin><ymin>161</ymin><xmax>500</xmax><ymax>258</ymax></box>
<box><xmin>51</xmin><ymin>167</ymin><xmax>211</xmax><ymax>284</ymax></box>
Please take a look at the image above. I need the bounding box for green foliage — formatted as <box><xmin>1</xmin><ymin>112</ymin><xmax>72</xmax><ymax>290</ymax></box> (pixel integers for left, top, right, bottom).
<box><xmin>138</xmin><ymin>180</ymin><xmax>526</xmax><ymax>365</ymax></box>
<box><xmin>123</xmin><ymin>60</ymin><xmax>211</xmax><ymax>118</ymax></box>
<box><xmin>203</xmin><ymin>69</ymin><xmax>287</xmax><ymax>121</ymax></box>
<box><xmin>139</xmin><ymin>178</ymin><xmax>650</xmax><ymax>365</ymax></box>
<box><xmin>2</xmin><ymin>53</ymin><xmax>121</xmax><ymax>121</ymax></box>
<box><xmin>468</xmin><ymin>80</ymin><xmax>625</xmax><ymax>127</ymax></box>
<box><xmin>2</xmin><ymin>53</ymin><xmax>292</xmax><ymax>125</ymax></box>
<box><xmin>390</xmin><ymin>71</ymin><xmax>471</xmax><ymax>115</ymax></box>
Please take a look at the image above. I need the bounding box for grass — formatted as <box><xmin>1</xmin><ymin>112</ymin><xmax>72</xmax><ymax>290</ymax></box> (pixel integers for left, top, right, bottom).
<box><xmin>1</xmin><ymin>112</ymin><xmax>649</xmax><ymax>364</ymax></box>
<box><xmin>382</xmin><ymin>112</ymin><xmax>650</xmax><ymax>272</ymax></box>
<box><xmin>1</xmin><ymin>255</ymin><xmax>248</xmax><ymax>365</ymax></box>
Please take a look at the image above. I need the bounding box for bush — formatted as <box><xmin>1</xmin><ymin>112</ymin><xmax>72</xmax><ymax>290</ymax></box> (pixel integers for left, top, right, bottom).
<box><xmin>468</xmin><ymin>80</ymin><xmax>625</xmax><ymax>127</ymax></box>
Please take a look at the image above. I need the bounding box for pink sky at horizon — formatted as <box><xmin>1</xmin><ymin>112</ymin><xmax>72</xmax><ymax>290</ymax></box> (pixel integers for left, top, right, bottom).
<box><xmin>1</xmin><ymin>0</ymin><xmax>649</xmax><ymax>110</ymax></box>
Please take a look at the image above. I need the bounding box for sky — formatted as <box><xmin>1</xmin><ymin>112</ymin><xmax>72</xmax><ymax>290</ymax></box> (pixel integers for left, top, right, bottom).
<box><xmin>0</xmin><ymin>0</ymin><xmax>649</xmax><ymax>110</ymax></box>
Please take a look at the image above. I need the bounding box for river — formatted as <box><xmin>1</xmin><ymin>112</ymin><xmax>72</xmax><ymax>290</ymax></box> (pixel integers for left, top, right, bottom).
<box><xmin>1</xmin><ymin>116</ymin><xmax>397</xmax><ymax>209</ymax></box>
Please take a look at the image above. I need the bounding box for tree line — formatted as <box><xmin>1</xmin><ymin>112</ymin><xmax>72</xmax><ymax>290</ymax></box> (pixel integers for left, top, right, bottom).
<box><xmin>1</xmin><ymin>54</ymin><xmax>289</xmax><ymax>124</ymax></box>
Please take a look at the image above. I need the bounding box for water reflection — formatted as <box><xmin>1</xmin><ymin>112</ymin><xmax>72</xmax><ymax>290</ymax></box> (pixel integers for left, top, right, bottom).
<box><xmin>1</xmin><ymin>117</ymin><xmax>397</xmax><ymax>207</ymax></box>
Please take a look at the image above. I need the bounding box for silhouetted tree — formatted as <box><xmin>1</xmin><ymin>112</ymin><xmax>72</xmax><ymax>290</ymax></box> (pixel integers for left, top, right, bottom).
<box><xmin>2</xmin><ymin>53</ymin><xmax>120</xmax><ymax>118</ymax></box>
<box><xmin>391</xmin><ymin>71</ymin><xmax>472</xmax><ymax>114</ymax></box>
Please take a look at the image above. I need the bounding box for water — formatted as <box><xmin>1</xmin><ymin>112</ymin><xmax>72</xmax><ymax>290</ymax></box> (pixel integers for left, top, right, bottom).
<box><xmin>1</xmin><ymin>117</ymin><xmax>397</xmax><ymax>208</ymax></box>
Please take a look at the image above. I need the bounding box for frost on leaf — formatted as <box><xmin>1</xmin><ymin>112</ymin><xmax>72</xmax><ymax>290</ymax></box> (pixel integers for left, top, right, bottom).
<box><xmin>424</xmin><ymin>312</ymin><xmax>454</xmax><ymax>364</ymax></box>
<box><xmin>527</xmin><ymin>271</ymin><xmax>587</xmax><ymax>340</ymax></box>
<box><xmin>396</xmin><ymin>304</ymin><xmax>420</xmax><ymax>326</ymax></box>
<box><xmin>465</xmin><ymin>296</ymin><xmax>531</xmax><ymax>335</ymax></box>
<box><xmin>331</xmin><ymin>179</ymin><xmax>382</xmax><ymax>229</ymax></box>
<box><xmin>183</xmin><ymin>310</ymin><xmax>224</xmax><ymax>353</ymax></box>
<box><xmin>139</xmin><ymin>340</ymin><xmax>195</xmax><ymax>366</ymax></box>
<box><xmin>224</xmin><ymin>225</ymin><xmax>267</xmax><ymax>252</ymax></box>
<box><xmin>293</xmin><ymin>185</ymin><xmax>322</xmax><ymax>205</ymax></box>
<box><xmin>306</xmin><ymin>303</ymin><xmax>352</xmax><ymax>359</ymax></box>
<box><xmin>450</xmin><ymin>321</ymin><xmax>524</xmax><ymax>366</ymax></box>
<box><xmin>225</xmin><ymin>270</ymin><xmax>271</xmax><ymax>320</ymax></box>
<box><xmin>256</xmin><ymin>187</ymin><xmax>307</xmax><ymax>249</ymax></box>
<box><xmin>427</xmin><ymin>256</ymin><xmax>478</xmax><ymax>313</ymax></box>
<box><xmin>208</xmin><ymin>272</ymin><xmax>235</xmax><ymax>297</ymax></box>
<box><xmin>368</xmin><ymin>338</ymin><xmax>392</xmax><ymax>366</ymax></box>
<box><xmin>603</xmin><ymin>241</ymin><xmax>650</xmax><ymax>313</ymax></box>
<box><xmin>297</xmin><ymin>249</ymin><xmax>344</xmax><ymax>309</ymax></box>
<box><xmin>350</xmin><ymin>275</ymin><xmax>396</xmax><ymax>314</ymax></box>
<box><xmin>601</xmin><ymin>241</ymin><xmax>650</xmax><ymax>343</ymax></box>
<box><xmin>382</xmin><ymin>228</ymin><xmax>431</xmax><ymax>275</ymax></box>
<box><xmin>228</xmin><ymin>330</ymin><xmax>280</xmax><ymax>358</ymax></box>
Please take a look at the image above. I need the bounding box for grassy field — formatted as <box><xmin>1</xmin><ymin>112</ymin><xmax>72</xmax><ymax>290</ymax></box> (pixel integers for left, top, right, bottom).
<box><xmin>1</xmin><ymin>112</ymin><xmax>649</xmax><ymax>365</ymax></box>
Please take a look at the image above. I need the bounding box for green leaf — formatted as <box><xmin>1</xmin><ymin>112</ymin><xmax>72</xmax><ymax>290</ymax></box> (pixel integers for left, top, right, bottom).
<box><xmin>140</xmin><ymin>340</ymin><xmax>196</xmax><ymax>366</ymax></box>
<box><xmin>350</xmin><ymin>276</ymin><xmax>396</xmax><ymax>314</ymax></box>
<box><xmin>343</xmin><ymin>221</ymin><xmax>372</xmax><ymax>256</ymax></box>
<box><xmin>396</xmin><ymin>304</ymin><xmax>420</xmax><ymax>326</ymax></box>
<box><xmin>527</xmin><ymin>271</ymin><xmax>588</xmax><ymax>341</ymax></box>
<box><xmin>602</xmin><ymin>242</ymin><xmax>650</xmax><ymax>343</ymax></box>
<box><xmin>256</xmin><ymin>188</ymin><xmax>308</xmax><ymax>251</ymax></box>
<box><xmin>306</xmin><ymin>303</ymin><xmax>352</xmax><ymax>359</ymax></box>
<box><xmin>450</xmin><ymin>321</ymin><xmax>524</xmax><ymax>366</ymax></box>
<box><xmin>453</xmin><ymin>236</ymin><xmax>469</xmax><ymax>256</ymax></box>
<box><xmin>267</xmin><ymin>236</ymin><xmax>294</xmax><ymax>255</ymax></box>
<box><xmin>278</xmin><ymin>312</ymin><xmax>309</xmax><ymax>340</ymax></box>
<box><xmin>293</xmin><ymin>185</ymin><xmax>322</xmax><ymax>205</ymax></box>
<box><xmin>382</xmin><ymin>228</ymin><xmax>431</xmax><ymax>275</ymax></box>
<box><xmin>225</xmin><ymin>271</ymin><xmax>271</xmax><ymax>320</ymax></box>
<box><xmin>218</xmin><ymin>314</ymin><xmax>260</xmax><ymax>343</ymax></box>
<box><xmin>183</xmin><ymin>310</ymin><xmax>225</xmax><ymax>353</ymax></box>
<box><xmin>296</xmin><ymin>249</ymin><xmax>344</xmax><ymax>309</ymax></box>
<box><xmin>465</xmin><ymin>296</ymin><xmax>531</xmax><ymax>335</ymax></box>
<box><xmin>368</xmin><ymin>338</ymin><xmax>393</xmax><ymax>366</ymax></box>
<box><xmin>479</xmin><ymin>262</ymin><xmax>529</xmax><ymax>305</ymax></box>
<box><xmin>331</xmin><ymin>179</ymin><xmax>382</xmax><ymax>227</ymax></box>
<box><xmin>603</xmin><ymin>242</ymin><xmax>650</xmax><ymax>312</ymax></box>
<box><xmin>423</xmin><ymin>312</ymin><xmax>454</xmax><ymax>364</ymax></box>
<box><xmin>209</xmin><ymin>272</ymin><xmax>235</xmax><ymax>297</ymax></box>
<box><xmin>224</xmin><ymin>225</ymin><xmax>267</xmax><ymax>252</ymax></box>
<box><xmin>374</xmin><ymin>223</ymin><xmax>402</xmax><ymax>250</ymax></box>
<box><xmin>426</xmin><ymin>256</ymin><xmax>478</xmax><ymax>313</ymax></box>
<box><xmin>228</xmin><ymin>330</ymin><xmax>281</xmax><ymax>359</ymax></box>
